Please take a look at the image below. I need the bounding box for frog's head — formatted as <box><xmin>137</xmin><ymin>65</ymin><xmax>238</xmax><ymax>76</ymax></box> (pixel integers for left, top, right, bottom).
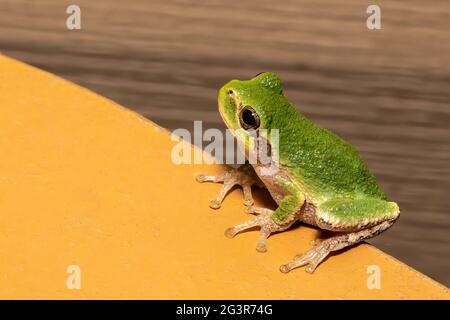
<box><xmin>218</xmin><ymin>72</ymin><xmax>285</xmax><ymax>149</ymax></box>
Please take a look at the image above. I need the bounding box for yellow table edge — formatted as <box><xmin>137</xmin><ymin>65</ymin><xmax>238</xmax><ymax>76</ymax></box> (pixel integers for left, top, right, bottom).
<box><xmin>0</xmin><ymin>55</ymin><xmax>448</xmax><ymax>299</ymax></box>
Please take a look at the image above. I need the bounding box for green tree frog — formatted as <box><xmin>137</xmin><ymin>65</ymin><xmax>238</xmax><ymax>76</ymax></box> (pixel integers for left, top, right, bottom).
<box><xmin>196</xmin><ymin>72</ymin><xmax>400</xmax><ymax>273</ymax></box>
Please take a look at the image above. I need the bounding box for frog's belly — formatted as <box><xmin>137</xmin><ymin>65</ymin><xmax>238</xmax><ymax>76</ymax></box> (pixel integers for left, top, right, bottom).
<box><xmin>253</xmin><ymin>164</ymin><xmax>319</xmax><ymax>227</ymax></box>
<box><xmin>253</xmin><ymin>165</ymin><xmax>290</xmax><ymax>205</ymax></box>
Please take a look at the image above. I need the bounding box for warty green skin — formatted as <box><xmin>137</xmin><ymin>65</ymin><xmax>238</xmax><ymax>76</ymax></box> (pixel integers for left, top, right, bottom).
<box><xmin>197</xmin><ymin>72</ymin><xmax>400</xmax><ymax>273</ymax></box>
<box><xmin>218</xmin><ymin>72</ymin><xmax>399</xmax><ymax>228</ymax></box>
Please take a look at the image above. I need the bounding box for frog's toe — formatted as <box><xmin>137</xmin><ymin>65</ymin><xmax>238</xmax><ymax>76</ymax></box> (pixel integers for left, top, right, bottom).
<box><xmin>242</xmin><ymin>185</ymin><xmax>254</xmax><ymax>207</ymax></box>
<box><xmin>224</xmin><ymin>227</ymin><xmax>237</xmax><ymax>238</ymax></box>
<box><xmin>225</xmin><ymin>215</ymin><xmax>266</xmax><ymax>238</ymax></box>
<box><xmin>195</xmin><ymin>173</ymin><xmax>223</xmax><ymax>183</ymax></box>
<box><xmin>256</xmin><ymin>226</ymin><xmax>272</xmax><ymax>252</ymax></box>
<box><xmin>209</xmin><ymin>199</ymin><xmax>222</xmax><ymax>209</ymax></box>
<box><xmin>225</xmin><ymin>213</ymin><xmax>291</xmax><ymax>253</ymax></box>
<box><xmin>256</xmin><ymin>242</ymin><xmax>267</xmax><ymax>253</ymax></box>
<box><xmin>280</xmin><ymin>238</ymin><xmax>340</xmax><ymax>273</ymax></box>
<box><xmin>208</xmin><ymin>180</ymin><xmax>237</xmax><ymax>209</ymax></box>
<box><xmin>280</xmin><ymin>243</ymin><xmax>330</xmax><ymax>273</ymax></box>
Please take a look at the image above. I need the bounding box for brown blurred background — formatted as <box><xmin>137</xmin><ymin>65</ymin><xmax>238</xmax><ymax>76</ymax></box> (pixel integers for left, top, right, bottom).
<box><xmin>0</xmin><ymin>0</ymin><xmax>449</xmax><ymax>286</ymax></box>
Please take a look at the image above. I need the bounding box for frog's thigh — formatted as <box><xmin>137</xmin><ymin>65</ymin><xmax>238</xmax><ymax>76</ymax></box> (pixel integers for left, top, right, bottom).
<box><xmin>280</xmin><ymin>198</ymin><xmax>399</xmax><ymax>273</ymax></box>
<box><xmin>316</xmin><ymin>198</ymin><xmax>400</xmax><ymax>232</ymax></box>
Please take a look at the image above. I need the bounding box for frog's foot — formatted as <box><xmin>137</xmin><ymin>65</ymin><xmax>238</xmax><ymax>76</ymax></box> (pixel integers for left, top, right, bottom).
<box><xmin>279</xmin><ymin>241</ymin><xmax>332</xmax><ymax>274</ymax></box>
<box><xmin>225</xmin><ymin>208</ymin><xmax>293</xmax><ymax>253</ymax></box>
<box><xmin>279</xmin><ymin>219</ymin><xmax>397</xmax><ymax>274</ymax></box>
<box><xmin>196</xmin><ymin>164</ymin><xmax>262</xmax><ymax>209</ymax></box>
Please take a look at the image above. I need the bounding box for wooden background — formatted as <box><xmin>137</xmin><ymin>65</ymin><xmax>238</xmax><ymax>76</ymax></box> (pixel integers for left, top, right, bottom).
<box><xmin>1</xmin><ymin>0</ymin><xmax>449</xmax><ymax>286</ymax></box>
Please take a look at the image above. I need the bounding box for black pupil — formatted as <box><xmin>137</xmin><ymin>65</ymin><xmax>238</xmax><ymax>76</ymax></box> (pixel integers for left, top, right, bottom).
<box><xmin>242</xmin><ymin>109</ymin><xmax>256</xmax><ymax>126</ymax></box>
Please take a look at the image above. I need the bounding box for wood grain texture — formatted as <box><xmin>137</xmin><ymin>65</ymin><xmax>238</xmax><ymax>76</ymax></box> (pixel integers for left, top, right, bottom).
<box><xmin>0</xmin><ymin>0</ymin><xmax>449</xmax><ymax>286</ymax></box>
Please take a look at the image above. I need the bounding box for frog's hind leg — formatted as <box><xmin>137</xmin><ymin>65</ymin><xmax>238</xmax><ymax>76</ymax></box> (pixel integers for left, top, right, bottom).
<box><xmin>280</xmin><ymin>198</ymin><xmax>400</xmax><ymax>273</ymax></box>
<box><xmin>196</xmin><ymin>163</ymin><xmax>263</xmax><ymax>209</ymax></box>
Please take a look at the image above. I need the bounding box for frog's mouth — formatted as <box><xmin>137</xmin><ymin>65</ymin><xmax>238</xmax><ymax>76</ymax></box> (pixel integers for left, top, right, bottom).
<box><xmin>217</xmin><ymin>88</ymin><xmax>240</xmax><ymax>132</ymax></box>
<box><xmin>218</xmin><ymin>102</ymin><xmax>232</xmax><ymax>131</ymax></box>
<box><xmin>218</xmin><ymin>100</ymin><xmax>243</xmax><ymax>146</ymax></box>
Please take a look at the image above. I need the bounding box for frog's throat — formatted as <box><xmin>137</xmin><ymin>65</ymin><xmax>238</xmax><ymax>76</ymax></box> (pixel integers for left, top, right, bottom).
<box><xmin>242</xmin><ymin>131</ymin><xmax>279</xmax><ymax>168</ymax></box>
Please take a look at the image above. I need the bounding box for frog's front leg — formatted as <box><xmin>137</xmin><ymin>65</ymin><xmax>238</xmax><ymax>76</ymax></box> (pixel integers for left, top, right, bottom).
<box><xmin>225</xmin><ymin>193</ymin><xmax>305</xmax><ymax>252</ymax></box>
<box><xmin>196</xmin><ymin>163</ymin><xmax>263</xmax><ymax>209</ymax></box>
<box><xmin>280</xmin><ymin>198</ymin><xmax>400</xmax><ymax>273</ymax></box>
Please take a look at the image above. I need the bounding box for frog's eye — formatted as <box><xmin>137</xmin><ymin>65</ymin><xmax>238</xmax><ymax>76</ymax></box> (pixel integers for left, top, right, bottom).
<box><xmin>239</xmin><ymin>106</ymin><xmax>260</xmax><ymax>130</ymax></box>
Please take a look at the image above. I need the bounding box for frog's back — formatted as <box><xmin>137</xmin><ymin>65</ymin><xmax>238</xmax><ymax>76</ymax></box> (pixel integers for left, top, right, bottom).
<box><xmin>275</xmin><ymin>99</ymin><xmax>386</xmax><ymax>201</ymax></box>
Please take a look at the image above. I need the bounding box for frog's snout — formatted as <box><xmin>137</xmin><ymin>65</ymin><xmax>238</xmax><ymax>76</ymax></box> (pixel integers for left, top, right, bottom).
<box><xmin>226</xmin><ymin>88</ymin><xmax>236</xmax><ymax>97</ymax></box>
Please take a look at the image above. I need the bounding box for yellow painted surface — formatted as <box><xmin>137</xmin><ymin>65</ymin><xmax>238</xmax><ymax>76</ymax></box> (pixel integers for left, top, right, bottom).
<box><xmin>0</xmin><ymin>55</ymin><xmax>448</xmax><ymax>300</ymax></box>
